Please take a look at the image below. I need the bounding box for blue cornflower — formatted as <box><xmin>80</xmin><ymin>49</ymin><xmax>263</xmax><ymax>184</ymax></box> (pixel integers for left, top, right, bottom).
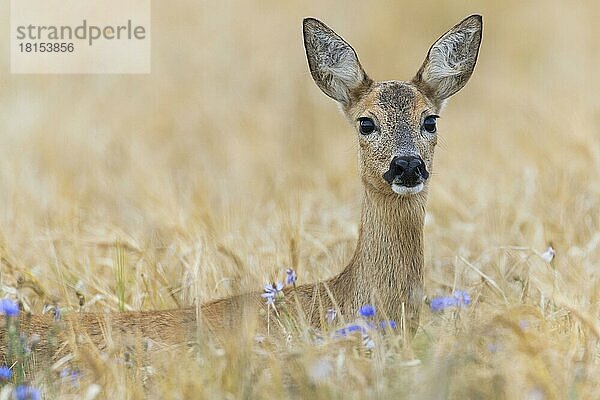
<box><xmin>430</xmin><ymin>289</ymin><xmax>471</xmax><ymax>312</ymax></box>
<box><xmin>285</xmin><ymin>268</ymin><xmax>297</xmax><ymax>286</ymax></box>
<box><xmin>453</xmin><ymin>290</ymin><xmax>471</xmax><ymax>306</ymax></box>
<box><xmin>70</xmin><ymin>370</ymin><xmax>80</xmax><ymax>384</ymax></box>
<box><xmin>430</xmin><ymin>296</ymin><xmax>457</xmax><ymax>312</ymax></box>
<box><xmin>379</xmin><ymin>320</ymin><xmax>398</xmax><ymax>329</ymax></box>
<box><xmin>359</xmin><ymin>304</ymin><xmax>375</xmax><ymax>318</ymax></box>
<box><xmin>0</xmin><ymin>365</ymin><xmax>12</xmax><ymax>380</ymax></box>
<box><xmin>0</xmin><ymin>298</ymin><xmax>19</xmax><ymax>317</ymax></box>
<box><xmin>261</xmin><ymin>282</ymin><xmax>283</xmax><ymax>305</ymax></box>
<box><xmin>60</xmin><ymin>368</ymin><xmax>80</xmax><ymax>387</ymax></box>
<box><xmin>14</xmin><ymin>385</ymin><xmax>41</xmax><ymax>400</ymax></box>
<box><xmin>336</xmin><ymin>324</ymin><xmax>367</xmax><ymax>336</ymax></box>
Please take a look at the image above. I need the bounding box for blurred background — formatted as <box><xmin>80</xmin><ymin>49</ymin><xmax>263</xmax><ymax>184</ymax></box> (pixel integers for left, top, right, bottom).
<box><xmin>1</xmin><ymin>0</ymin><xmax>598</xmax><ymax>305</ymax></box>
<box><xmin>0</xmin><ymin>1</ymin><xmax>599</xmax><ymax>396</ymax></box>
<box><xmin>0</xmin><ymin>0</ymin><xmax>598</xmax><ymax>304</ymax></box>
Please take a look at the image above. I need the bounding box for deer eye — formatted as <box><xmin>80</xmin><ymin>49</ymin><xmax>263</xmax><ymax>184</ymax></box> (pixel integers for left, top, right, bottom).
<box><xmin>423</xmin><ymin>115</ymin><xmax>438</xmax><ymax>133</ymax></box>
<box><xmin>358</xmin><ymin>117</ymin><xmax>376</xmax><ymax>135</ymax></box>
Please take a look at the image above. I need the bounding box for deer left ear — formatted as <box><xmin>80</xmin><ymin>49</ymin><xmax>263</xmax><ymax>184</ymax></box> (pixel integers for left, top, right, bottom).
<box><xmin>412</xmin><ymin>15</ymin><xmax>483</xmax><ymax>107</ymax></box>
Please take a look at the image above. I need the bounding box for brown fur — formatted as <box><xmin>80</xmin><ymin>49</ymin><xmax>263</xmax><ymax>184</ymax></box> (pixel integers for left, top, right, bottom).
<box><xmin>1</xmin><ymin>15</ymin><xmax>482</xmax><ymax>365</ymax></box>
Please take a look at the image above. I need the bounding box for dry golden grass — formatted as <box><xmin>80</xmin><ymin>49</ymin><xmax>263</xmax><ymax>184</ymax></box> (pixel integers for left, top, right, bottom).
<box><xmin>0</xmin><ymin>0</ymin><xmax>599</xmax><ymax>398</ymax></box>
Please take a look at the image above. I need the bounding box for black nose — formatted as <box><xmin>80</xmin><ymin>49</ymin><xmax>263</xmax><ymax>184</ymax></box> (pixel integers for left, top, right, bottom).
<box><xmin>383</xmin><ymin>156</ymin><xmax>429</xmax><ymax>186</ymax></box>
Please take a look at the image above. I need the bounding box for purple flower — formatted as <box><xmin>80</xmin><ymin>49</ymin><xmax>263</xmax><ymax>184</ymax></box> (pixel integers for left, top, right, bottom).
<box><xmin>453</xmin><ymin>290</ymin><xmax>471</xmax><ymax>306</ymax></box>
<box><xmin>53</xmin><ymin>306</ymin><xmax>61</xmax><ymax>321</ymax></box>
<box><xmin>430</xmin><ymin>296</ymin><xmax>457</xmax><ymax>312</ymax></box>
<box><xmin>430</xmin><ymin>290</ymin><xmax>471</xmax><ymax>312</ymax></box>
<box><xmin>264</xmin><ymin>296</ymin><xmax>274</xmax><ymax>306</ymax></box>
<box><xmin>0</xmin><ymin>365</ymin><xmax>12</xmax><ymax>380</ymax></box>
<box><xmin>359</xmin><ymin>304</ymin><xmax>375</xmax><ymax>318</ymax></box>
<box><xmin>285</xmin><ymin>268</ymin><xmax>297</xmax><ymax>286</ymax></box>
<box><xmin>261</xmin><ymin>282</ymin><xmax>284</xmax><ymax>305</ymax></box>
<box><xmin>336</xmin><ymin>317</ymin><xmax>398</xmax><ymax>341</ymax></box>
<box><xmin>0</xmin><ymin>298</ymin><xmax>19</xmax><ymax>317</ymax></box>
<box><xmin>264</xmin><ymin>282</ymin><xmax>283</xmax><ymax>295</ymax></box>
<box><xmin>14</xmin><ymin>385</ymin><xmax>41</xmax><ymax>400</ymax></box>
<box><xmin>336</xmin><ymin>324</ymin><xmax>367</xmax><ymax>336</ymax></box>
<box><xmin>60</xmin><ymin>368</ymin><xmax>80</xmax><ymax>387</ymax></box>
<box><xmin>379</xmin><ymin>320</ymin><xmax>398</xmax><ymax>329</ymax></box>
<box><xmin>540</xmin><ymin>245</ymin><xmax>555</xmax><ymax>263</ymax></box>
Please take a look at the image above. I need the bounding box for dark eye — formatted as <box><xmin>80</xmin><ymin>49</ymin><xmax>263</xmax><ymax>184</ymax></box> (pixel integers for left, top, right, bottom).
<box><xmin>358</xmin><ymin>117</ymin><xmax>376</xmax><ymax>135</ymax></box>
<box><xmin>423</xmin><ymin>115</ymin><xmax>439</xmax><ymax>133</ymax></box>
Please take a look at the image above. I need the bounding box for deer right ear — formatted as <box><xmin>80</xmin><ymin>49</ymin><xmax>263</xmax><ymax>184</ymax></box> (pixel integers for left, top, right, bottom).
<box><xmin>303</xmin><ymin>18</ymin><xmax>372</xmax><ymax>107</ymax></box>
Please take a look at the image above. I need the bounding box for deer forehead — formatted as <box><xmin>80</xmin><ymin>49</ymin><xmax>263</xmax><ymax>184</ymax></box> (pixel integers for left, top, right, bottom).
<box><xmin>350</xmin><ymin>81</ymin><xmax>433</xmax><ymax>125</ymax></box>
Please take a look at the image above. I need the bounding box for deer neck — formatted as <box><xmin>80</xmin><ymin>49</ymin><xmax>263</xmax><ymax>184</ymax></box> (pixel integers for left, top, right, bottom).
<box><xmin>333</xmin><ymin>189</ymin><xmax>426</xmax><ymax>321</ymax></box>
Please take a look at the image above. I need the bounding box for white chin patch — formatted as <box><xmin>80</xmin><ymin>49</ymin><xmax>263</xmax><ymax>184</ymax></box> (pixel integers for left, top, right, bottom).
<box><xmin>391</xmin><ymin>182</ymin><xmax>424</xmax><ymax>195</ymax></box>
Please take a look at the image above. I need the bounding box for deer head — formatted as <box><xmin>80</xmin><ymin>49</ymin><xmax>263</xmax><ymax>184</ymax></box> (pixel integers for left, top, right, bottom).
<box><xmin>303</xmin><ymin>15</ymin><xmax>482</xmax><ymax>198</ymax></box>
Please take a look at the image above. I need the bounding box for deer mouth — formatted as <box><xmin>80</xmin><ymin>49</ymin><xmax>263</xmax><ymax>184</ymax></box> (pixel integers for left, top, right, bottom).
<box><xmin>391</xmin><ymin>182</ymin><xmax>424</xmax><ymax>195</ymax></box>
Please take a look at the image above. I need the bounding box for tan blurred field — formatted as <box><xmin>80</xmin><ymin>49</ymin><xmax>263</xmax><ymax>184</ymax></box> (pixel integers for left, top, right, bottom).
<box><xmin>1</xmin><ymin>0</ymin><xmax>599</xmax><ymax>398</ymax></box>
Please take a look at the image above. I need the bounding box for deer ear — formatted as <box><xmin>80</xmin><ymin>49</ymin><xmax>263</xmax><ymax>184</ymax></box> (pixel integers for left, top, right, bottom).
<box><xmin>412</xmin><ymin>15</ymin><xmax>482</xmax><ymax>106</ymax></box>
<box><xmin>303</xmin><ymin>18</ymin><xmax>372</xmax><ymax>106</ymax></box>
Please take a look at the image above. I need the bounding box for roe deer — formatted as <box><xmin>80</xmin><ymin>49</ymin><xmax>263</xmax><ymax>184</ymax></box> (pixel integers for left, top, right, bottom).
<box><xmin>1</xmin><ymin>15</ymin><xmax>482</xmax><ymax>364</ymax></box>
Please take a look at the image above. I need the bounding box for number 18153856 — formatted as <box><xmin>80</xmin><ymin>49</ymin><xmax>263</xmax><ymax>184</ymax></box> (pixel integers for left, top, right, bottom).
<box><xmin>19</xmin><ymin>42</ymin><xmax>74</xmax><ymax>52</ymax></box>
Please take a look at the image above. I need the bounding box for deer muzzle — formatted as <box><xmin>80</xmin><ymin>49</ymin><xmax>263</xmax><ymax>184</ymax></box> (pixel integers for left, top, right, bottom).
<box><xmin>383</xmin><ymin>155</ymin><xmax>429</xmax><ymax>194</ymax></box>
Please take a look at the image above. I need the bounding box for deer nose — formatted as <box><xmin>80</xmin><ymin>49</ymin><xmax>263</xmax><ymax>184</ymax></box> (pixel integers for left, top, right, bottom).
<box><xmin>383</xmin><ymin>156</ymin><xmax>429</xmax><ymax>187</ymax></box>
